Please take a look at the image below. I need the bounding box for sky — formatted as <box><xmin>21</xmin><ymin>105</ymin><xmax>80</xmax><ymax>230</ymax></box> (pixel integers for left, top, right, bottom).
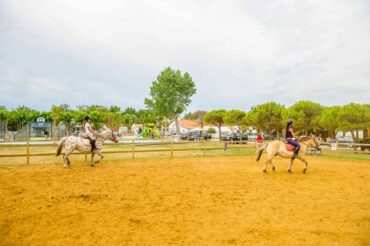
<box><xmin>0</xmin><ymin>0</ymin><xmax>369</xmax><ymax>113</ymax></box>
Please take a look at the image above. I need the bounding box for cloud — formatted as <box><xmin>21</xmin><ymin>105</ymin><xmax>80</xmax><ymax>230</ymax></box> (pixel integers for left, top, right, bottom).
<box><xmin>0</xmin><ymin>0</ymin><xmax>369</xmax><ymax>111</ymax></box>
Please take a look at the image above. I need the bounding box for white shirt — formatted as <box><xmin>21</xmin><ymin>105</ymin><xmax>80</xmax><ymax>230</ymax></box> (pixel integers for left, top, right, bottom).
<box><xmin>85</xmin><ymin>122</ymin><xmax>92</xmax><ymax>134</ymax></box>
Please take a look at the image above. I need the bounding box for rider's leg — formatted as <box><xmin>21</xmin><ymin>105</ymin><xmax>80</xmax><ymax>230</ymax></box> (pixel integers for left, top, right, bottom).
<box><xmin>88</xmin><ymin>133</ymin><xmax>96</xmax><ymax>151</ymax></box>
<box><xmin>91</xmin><ymin>139</ymin><xmax>96</xmax><ymax>151</ymax></box>
<box><xmin>287</xmin><ymin>139</ymin><xmax>300</xmax><ymax>158</ymax></box>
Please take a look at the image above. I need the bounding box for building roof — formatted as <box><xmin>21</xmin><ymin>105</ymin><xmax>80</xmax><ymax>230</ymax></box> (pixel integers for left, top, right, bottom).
<box><xmin>178</xmin><ymin>120</ymin><xmax>201</xmax><ymax>129</ymax></box>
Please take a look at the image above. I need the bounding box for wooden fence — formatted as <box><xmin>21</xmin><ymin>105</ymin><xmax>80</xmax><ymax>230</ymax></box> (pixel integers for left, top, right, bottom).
<box><xmin>0</xmin><ymin>140</ymin><xmax>369</xmax><ymax>165</ymax></box>
<box><xmin>0</xmin><ymin>140</ymin><xmax>256</xmax><ymax>165</ymax></box>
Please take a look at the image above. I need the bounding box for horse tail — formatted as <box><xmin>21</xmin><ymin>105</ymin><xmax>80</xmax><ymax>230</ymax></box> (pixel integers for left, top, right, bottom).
<box><xmin>256</xmin><ymin>143</ymin><xmax>268</xmax><ymax>161</ymax></box>
<box><xmin>56</xmin><ymin>137</ymin><xmax>66</xmax><ymax>156</ymax></box>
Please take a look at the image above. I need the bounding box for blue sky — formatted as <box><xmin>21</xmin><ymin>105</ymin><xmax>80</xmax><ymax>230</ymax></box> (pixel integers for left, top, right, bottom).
<box><xmin>0</xmin><ymin>0</ymin><xmax>369</xmax><ymax>112</ymax></box>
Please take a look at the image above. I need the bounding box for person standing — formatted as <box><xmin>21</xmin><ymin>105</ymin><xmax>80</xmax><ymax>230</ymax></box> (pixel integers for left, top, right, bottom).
<box><xmin>285</xmin><ymin>119</ymin><xmax>300</xmax><ymax>158</ymax></box>
<box><xmin>256</xmin><ymin>133</ymin><xmax>263</xmax><ymax>148</ymax></box>
<box><xmin>83</xmin><ymin>116</ymin><xmax>96</xmax><ymax>151</ymax></box>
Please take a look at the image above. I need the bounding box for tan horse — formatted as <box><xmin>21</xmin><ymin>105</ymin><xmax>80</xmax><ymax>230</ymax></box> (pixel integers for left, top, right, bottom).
<box><xmin>256</xmin><ymin>135</ymin><xmax>320</xmax><ymax>173</ymax></box>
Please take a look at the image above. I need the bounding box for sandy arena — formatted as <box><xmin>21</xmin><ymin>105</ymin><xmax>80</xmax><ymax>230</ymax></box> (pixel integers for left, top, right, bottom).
<box><xmin>0</xmin><ymin>155</ymin><xmax>369</xmax><ymax>245</ymax></box>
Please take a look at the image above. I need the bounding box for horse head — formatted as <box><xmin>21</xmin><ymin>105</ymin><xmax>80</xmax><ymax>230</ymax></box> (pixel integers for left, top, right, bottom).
<box><xmin>299</xmin><ymin>135</ymin><xmax>321</xmax><ymax>150</ymax></box>
<box><xmin>99</xmin><ymin>126</ymin><xmax>119</xmax><ymax>143</ymax></box>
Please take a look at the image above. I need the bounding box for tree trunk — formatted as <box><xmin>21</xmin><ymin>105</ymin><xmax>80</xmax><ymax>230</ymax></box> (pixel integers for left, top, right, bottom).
<box><xmin>175</xmin><ymin>117</ymin><xmax>180</xmax><ymax>135</ymax></box>
<box><xmin>363</xmin><ymin>128</ymin><xmax>368</xmax><ymax>140</ymax></box>
<box><xmin>238</xmin><ymin>125</ymin><xmax>242</xmax><ymax>137</ymax></box>
<box><xmin>276</xmin><ymin>129</ymin><xmax>280</xmax><ymax>139</ymax></box>
<box><xmin>350</xmin><ymin>130</ymin><xmax>357</xmax><ymax>143</ymax></box>
<box><xmin>218</xmin><ymin>125</ymin><xmax>222</xmax><ymax>141</ymax></box>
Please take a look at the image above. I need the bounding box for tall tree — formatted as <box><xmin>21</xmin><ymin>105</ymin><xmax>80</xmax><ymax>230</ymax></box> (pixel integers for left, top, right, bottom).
<box><xmin>339</xmin><ymin>103</ymin><xmax>370</xmax><ymax>142</ymax></box>
<box><xmin>184</xmin><ymin>110</ymin><xmax>207</xmax><ymax>129</ymax></box>
<box><xmin>224</xmin><ymin>110</ymin><xmax>246</xmax><ymax>135</ymax></box>
<box><xmin>287</xmin><ymin>100</ymin><xmax>323</xmax><ymax>135</ymax></box>
<box><xmin>320</xmin><ymin>106</ymin><xmax>341</xmax><ymax>138</ymax></box>
<box><xmin>145</xmin><ymin>67</ymin><xmax>196</xmax><ymax>134</ymax></box>
<box><xmin>244</xmin><ymin>102</ymin><xmax>285</xmax><ymax>139</ymax></box>
<box><xmin>204</xmin><ymin>109</ymin><xmax>227</xmax><ymax>140</ymax></box>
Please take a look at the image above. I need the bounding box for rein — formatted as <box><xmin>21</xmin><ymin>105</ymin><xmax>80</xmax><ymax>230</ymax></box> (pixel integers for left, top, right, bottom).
<box><xmin>298</xmin><ymin>137</ymin><xmax>319</xmax><ymax>150</ymax></box>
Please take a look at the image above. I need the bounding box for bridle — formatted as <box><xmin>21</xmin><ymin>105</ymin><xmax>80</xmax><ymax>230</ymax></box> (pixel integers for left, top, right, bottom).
<box><xmin>298</xmin><ymin>136</ymin><xmax>320</xmax><ymax>150</ymax></box>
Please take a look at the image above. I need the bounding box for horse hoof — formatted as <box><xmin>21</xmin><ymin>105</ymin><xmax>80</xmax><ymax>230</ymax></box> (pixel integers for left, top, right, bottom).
<box><xmin>303</xmin><ymin>169</ymin><xmax>307</xmax><ymax>173</ymax></box>
<box><xmin>272</xmin><ymin>167</ymin><xmax>276</xmax><ymax>172</ymax></box>
<box><xmin>90</xmin><ymin>164</ymin><xmax>96</xmax><ymax>167</ymax></box>
<box><xmin>288</xmin><ymin>169</ymin><xmax>292</xmax><ymax>173</ymax></box>
<box><xmin>263</xmin><ymin>169</ymin><xmax>267</xmax><ymax>173</ymax></box>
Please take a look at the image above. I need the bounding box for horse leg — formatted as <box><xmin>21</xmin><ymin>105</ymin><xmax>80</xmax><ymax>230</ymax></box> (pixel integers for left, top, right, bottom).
<box><xmin>94</xmin><ymin>150</ymin><xmax>104</xmax><ymax>165</ymax></box>
<box><xmin>63</xmin><ymin>150</ymin><xmax>72</xmax><ymax>168</ymax></box>
<box><xmin>263</xmin><ymin>156</ymin><xmax>274</xmax><ymax>173</ymax></box>
<box><xmin>271</xmin><ymin>162</ymin><xmax>276</xmax><ymax>172</ymax></box>
<box><xmin>288</xmin><ymin>158</ymin><xmax>295</xmax><ymax>173</ymax></box>
<box><xmin>298</xmin><ymin>156</ymin><xmax>308</xmax><ymax>173</ymax></box>
<box><xmin>90</xmin><ymin>151</ymin><xmax>96</xmax><ymax>167</ymax></box>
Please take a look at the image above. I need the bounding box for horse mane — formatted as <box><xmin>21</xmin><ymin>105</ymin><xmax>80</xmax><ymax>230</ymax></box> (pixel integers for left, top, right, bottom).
<box><xmin>298</xmin><ymin>135</ymin><xmax>312</xmax><ymax>141</ymax></box>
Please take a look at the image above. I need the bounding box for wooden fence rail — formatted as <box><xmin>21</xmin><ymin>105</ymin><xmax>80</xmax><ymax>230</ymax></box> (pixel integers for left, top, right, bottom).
<box><xmin>1</xmin><ymin>140</ymin><xmax>369</xmax><ymax>165</ymax></box>
<box><xmin>0</xmin><ymin>140</ymin><xmax>256</xmax><ymax>165</ymax></box>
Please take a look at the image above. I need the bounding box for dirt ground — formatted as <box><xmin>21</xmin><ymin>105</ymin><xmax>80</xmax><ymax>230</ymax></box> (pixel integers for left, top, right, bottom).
<box><xmin>0</xmin><ymin>156</ymin><xmax>369</xmax><ymax>245</ymax></box>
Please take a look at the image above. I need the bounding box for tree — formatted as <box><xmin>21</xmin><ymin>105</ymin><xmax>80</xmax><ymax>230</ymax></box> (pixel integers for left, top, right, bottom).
<box><xmin>184</xmin><ymin>110</ymin><xmax>207</xmax><ymax>121</ymax></box>
<box><xmin>244</xmin><ymin>102</ymin><xmax>285</xmax><ymax>139</ymax></box>
<box><xmin>320</xmin><ymin>106</ymin><xmax>341</xmax><ymax>138</ymax></box>
<box><xmin>224</xmin><ymin>110</ymin><xmax>246</xmax><ymax>135</ymax></box>
<box><xmin>287</xmin><ymin>100</ymin><xmax>323</xmax><ymax>135</ymax></box>
<box><xmin>184</xmin><ymin>110</ymin><xmax>207</xmax><ymax>129</ymax></box>
<box><xmin>339</xmin><ymin>103</ymin><xmax>370</xmax><ymax>142</ymax></box>
<box><xmin>204</xmin><ymin>110</ymin><xmax>227</xmax><ymax>140</ymax></box>
<box><xmin>0</xmin><ymin>107</ymin><xmax>9</xmax><ymax>135</ymax></box>
<box><xmin>7</xmin><ymin>106</ymin><xmax>40</xmax><ymax>131</ymax></box>
<box><xmin>145</xmin><ymin>67</ymin><xmax>196</xmax><ymax>134</ymax></box>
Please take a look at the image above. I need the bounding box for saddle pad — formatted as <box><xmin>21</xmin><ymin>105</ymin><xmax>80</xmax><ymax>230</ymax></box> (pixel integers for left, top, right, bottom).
<box><xmin>285</xmin><ymin>143</ymin><xmax>295</xmax><ymax>152</ymax></box>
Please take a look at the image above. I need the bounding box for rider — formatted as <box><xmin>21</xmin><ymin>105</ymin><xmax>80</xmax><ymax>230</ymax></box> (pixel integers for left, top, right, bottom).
<box><xmin>285</xmin><ymin>119</ymin><xmax>300</xmax><ymax>158</ymax></box>
<box><xmin>83</xmin><ymin>116</ymin><xmax>96</xmax><ymax>151</ymax></box>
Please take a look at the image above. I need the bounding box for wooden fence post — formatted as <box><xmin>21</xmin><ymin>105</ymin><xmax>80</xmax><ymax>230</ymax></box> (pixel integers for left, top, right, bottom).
<box><xmin>132</xmin><ymin>139</ymin><xmax>135</xmax><ymax>159</ymax></box>
<box><xmin>202</xmin><ymin>139</ymin><xmax>206</xmax><ymax>156</ymax></box>
<box><xmin>26</xmin><ymin>140</ymin><xmax>30</xmax><ymax>164</ymax></box>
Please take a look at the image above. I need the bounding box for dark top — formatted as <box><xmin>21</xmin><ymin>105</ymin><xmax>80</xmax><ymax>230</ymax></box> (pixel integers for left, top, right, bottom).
<box><xmin>286</xmin><ymin>127</ymin><xmax>293</xmax><ymax>139</ymax></box>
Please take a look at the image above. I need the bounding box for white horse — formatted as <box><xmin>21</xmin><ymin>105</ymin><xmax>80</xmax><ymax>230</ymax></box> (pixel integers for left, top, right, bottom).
<box><xmin>56</xmin><ymin>126</ymin><xmax>119</xmax><ymax>168</ymax></box>
<box><xmin>256</xmin><ymin>135</ymin><xmax>321</xmax><ymax>173</ymax></box>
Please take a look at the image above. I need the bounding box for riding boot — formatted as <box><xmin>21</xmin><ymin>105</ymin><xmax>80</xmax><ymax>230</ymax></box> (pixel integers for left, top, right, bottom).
<box><xmin>91</xmin><ymin>139</ymin><xmax>96</xmax><ymax>152</ymax></box>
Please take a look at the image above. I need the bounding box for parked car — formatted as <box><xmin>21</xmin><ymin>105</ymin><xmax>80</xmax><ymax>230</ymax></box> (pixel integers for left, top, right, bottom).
<box><xmin>180</xmin><ymin>133</ymin><xmax>188</xmax><ymax>140</ymax></box>
<box><xmin>337</xmin><ymin>136</ymin><xmax>354</xmax><ymax>143</ymax></box>
<box><xmin>329</xmin><ymin>136</ymin><xmax>354</xmax><ymax>144</ymax></box>
<box><xmin>243</xmin><ymin>132</ymin><xmax>257</xmax><ymax>141</ymax></box>
<box><xmin>329</xmin><ymin>136</ymin><xmax>354</xmax><ymax>148</ymax></box>
<box><xmin>222</xmin><ymin>133</ymin><xmax>241</xmax><ymax>142</ymax></box>
<box><xmin>187</xmin><ymin>130</ymin><xmax>212</xmax><ymax>141</ymax></box>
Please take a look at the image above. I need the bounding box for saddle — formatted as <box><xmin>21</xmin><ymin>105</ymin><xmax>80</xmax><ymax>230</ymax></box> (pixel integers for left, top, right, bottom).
<box><xmin>79</xmin><ymin>133</ymin><xmax>96</xmax><ymax>151</ymax></box>
<box><xmin>283</xmin><ymin>140</ymin><xmax>295</xmax><ymax>152</ymax></box>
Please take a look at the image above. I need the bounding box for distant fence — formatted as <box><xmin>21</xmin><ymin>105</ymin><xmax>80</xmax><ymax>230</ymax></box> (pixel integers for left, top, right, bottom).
<box><xmin>0</xmin><ymin>140</ymin><xmax>369</xmax><ymax>165</ymax></box>
<box><xmin>0</xmin><ymin>140</ymin><xmax>257</xmax><ymax>165</ymax></box>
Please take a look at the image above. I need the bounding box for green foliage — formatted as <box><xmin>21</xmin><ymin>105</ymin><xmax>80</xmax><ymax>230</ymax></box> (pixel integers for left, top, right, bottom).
<box><xmin>184</xmin><ymin>110</ymin><xmax>207</xmax><ymax>121</ymax></box>
<box><xmin>7</xmin><ymin>106</ymin><xmax>40</xmax><ymax>131</ymax></box>
<box><xmin>338</xmin><ymin>103</ymin><xmax>370</xmax><ymax>141</ymax></box>
<box><xmin>320</xmin><ymin>106</ymin><xmax>341</xmax><ymax>138</ymax></box>
<box><xmin>207</xmin><ymin>127</ymin><xmax>216</xmax><ymax>134</ymax></box>
<box><xmin>224</xmin><ymin>110</ymin><xmax>246</xmax><ymax>131</ymax></box>
<box><xmin>287</xmin><ymin>100</ymin><xmax>323</xmax><ymax>134</ymax></box>
<box><xmin>204</xmin><ymin>109</ymin><xmax>227</xmax><ymax>140</ymax></box>
<box><xmin>245</xmin><ymin>102</ymin><xmax>285</xmax><ymax>138</ymax></box>
<box><xmin>145</xmin><ymin>67</ymin><xmax>196</xmax><ymax>133</ymax></box>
